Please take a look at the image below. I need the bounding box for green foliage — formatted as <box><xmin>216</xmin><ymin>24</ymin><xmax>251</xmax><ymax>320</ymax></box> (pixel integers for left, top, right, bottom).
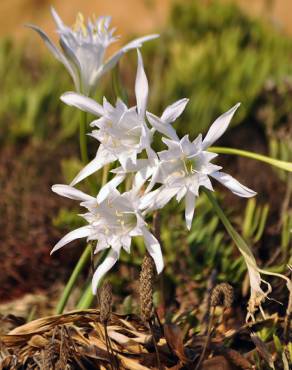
<box><xmin>0</xmin><ymin>0</ymin><xmax>291</xmax><ymax>320</ymax></box>
<box><xmin>0</xmin><ymin>38</ymin><xmax>106</xmax><ymax>143</ymax></box>
<box><xmin>145</xmin><ymin>0</ymin><xmax>292</xmax><ymax>137</ymax></box>
<box><xmin>242</xmin><ymin>198</ymin><xmax>269</xmax><ymax>243</ymax></box>
<box><xmin>159</xmin><ymin>193</ymin><xmax>247</xmax><ymax>287</ymax></box>
<box><xmin>52</xmin><ymin>207</ymin><xmax>85</xmax><ymax>230</ymax></box>
<box><xmin>0</xmin><ymin>39</ymin><xmax>69</xmax><ymax>141</ymax></box>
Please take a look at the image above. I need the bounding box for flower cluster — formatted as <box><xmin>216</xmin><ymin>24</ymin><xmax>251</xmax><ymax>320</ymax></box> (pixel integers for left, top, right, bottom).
<box><xmin>51</xmin><ymin>48</ymin><xmax>256</xmax><ymax>293</ymax></box>
<box><xmin>29</xmin><ymin>8</ymin><xmax>158</xmax><ymax>95</ymax></box>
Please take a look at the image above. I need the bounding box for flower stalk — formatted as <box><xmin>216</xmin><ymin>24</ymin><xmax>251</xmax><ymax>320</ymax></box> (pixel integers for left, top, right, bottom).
<box><xmin>55</xmin><ymin>244</ymin><xmax>92</xmax><ymax>314</ymax></box>
<box><xmin>79</xmin><ymin>110</ymin><xmax>89</xmax><ymax>164</ymax></box>
<box><xmin>55</xmin><ymin>109</ymin><xmax>90</xmax><ymax>314</ymax></box>
<box><xmin>208</xmin><ymin>146</ymin><xmax>292</xmax><ymax>172</ymax></box>
<box><xmin>76</xmin><ymin>249</ymin><xmax>109</xmax><ymax>309</ymax></box>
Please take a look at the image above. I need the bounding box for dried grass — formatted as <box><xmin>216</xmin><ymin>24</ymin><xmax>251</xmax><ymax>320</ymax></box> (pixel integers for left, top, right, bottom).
<box><xmin>0</xmin><ymin>307</ymin><xmax>284</xmax><ymax>369</ymax></box>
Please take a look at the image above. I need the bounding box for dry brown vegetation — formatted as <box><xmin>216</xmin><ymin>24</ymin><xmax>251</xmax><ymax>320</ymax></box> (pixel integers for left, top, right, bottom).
<box><xmin>0</xmin><ymin>262</ymin><xmax>291</xmax><ymax>369</ymax></box>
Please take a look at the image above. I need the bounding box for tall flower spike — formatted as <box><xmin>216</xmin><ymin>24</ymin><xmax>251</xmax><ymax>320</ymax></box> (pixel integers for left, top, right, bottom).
<box><xmin>51</xmin><ymin>184</ymin><xmax>163</xmax><ymax>294</ymax></box>
<box><xmin>60</xmin><ymin>51</ymin><xmax>153</xmax><ymax>186</ymax></box>
<box><xmin>140</xmin><ymin>104</ymin><xmax>257</xmax><ymax>230</ymax></box>
<box><xmin>27</xmin><ymin>8</ymin><xmax>159</xmax><ymax>95</ymax></box>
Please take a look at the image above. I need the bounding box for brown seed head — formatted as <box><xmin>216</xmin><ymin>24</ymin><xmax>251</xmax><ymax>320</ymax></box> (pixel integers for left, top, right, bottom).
<box><xmin>100</xmin><ymin>281</ymin><xmax>113</xmax><ymax>325</ymax></box>
<box><xmin>139</xmin><ymin>253</ymin><xmax>155</xmax><ymax>322</ymax></box>
<box><xmin>210</xmin><ymin>283</ymin><xmax>234</xmax><ymax>308</ymax></box>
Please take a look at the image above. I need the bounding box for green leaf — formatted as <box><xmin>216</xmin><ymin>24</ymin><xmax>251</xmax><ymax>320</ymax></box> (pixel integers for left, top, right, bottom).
<box><xmin>208</xmin><ymin>146</ymin><xmax>292</xmax><ymax>172</ymax></box>
<box><xmin>202</xmin><ymin>188</ymin><xmax>258</xmax><ymax>270</ymax></box>
<box><xmin>203</xmin><ymin>189</ymin><xmax>292</xmax><ymax>293</ymax></box>
<box><xmin>273</xmin><ymin>334</ymin><xmax>283</xmax><ymax>353</ymax></box>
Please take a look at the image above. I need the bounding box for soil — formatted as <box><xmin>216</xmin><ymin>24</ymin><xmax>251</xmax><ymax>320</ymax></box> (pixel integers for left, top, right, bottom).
<box><xmin>0</xmin><ymin>141</ymin><xmax>82</xmax><ymax>302</ymax></box>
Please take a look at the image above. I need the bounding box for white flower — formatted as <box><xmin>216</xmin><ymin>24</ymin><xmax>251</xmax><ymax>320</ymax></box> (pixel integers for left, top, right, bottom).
<box><xmin>51</xmin><ymin>184</ymin><xmax>163</xmax><ymax>293</ymax></box>
<box><xmin>28</xmin><ymin>8</ymin><xmax>159</xmax><ymax>95</ymax></box>
<box><xmin>95</xmin><ymin>97</ymin><xmax>190</xmax><ymax>193</ymax></box>
<box><xmin>61</xmin><ymin>50</ymin><xmax>153</xmax><ymax>186</ymax></box>
<box><xmin>140</xmin><ymin>104</ymin><xmax>257</xmax><ymax>230</ymax></box>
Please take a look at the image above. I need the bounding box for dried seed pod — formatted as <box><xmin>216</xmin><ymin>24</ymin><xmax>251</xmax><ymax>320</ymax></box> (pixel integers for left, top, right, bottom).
<box><xmin>100</xmin><ymin>281</ymin><xmax>113</xmax><ymax>325</ymax></box>
<box><xmin>210</xmin><ymin>283</ymin><xmax>234</xmax><ymax>308</ymax></box>
<box><xmin>55</xmin><ymin>326</ymin><xmax>69</xmax><ymax>370</ymax></box>
<box><xmin>139</xmin><ymin>253</ymin><xmax>155</xmax><ymax>322</ymax></box>
<box><xmin>40</xmin><ymin>341</ymin><xmax>57</xmax><ymax>369</ymax></box>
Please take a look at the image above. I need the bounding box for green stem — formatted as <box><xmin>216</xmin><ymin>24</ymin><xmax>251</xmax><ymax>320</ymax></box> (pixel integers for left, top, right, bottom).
<box><xmin>55</xmin><ymin>112</ymin><xmax>91</xmax><ymax>314</ymax></box>
<box><xmin>102</xmin><ymin>163</ymin><xmax>110</xmax><ymax>186</ymax></box>
<box><xmin>55</xmin><ymin>245</ymin><xmax>92</xmax><ymax>314</ymax></box>
<box><xmin>208</xmin><ymin>146</ymin><xmax>292</xmax><ymax>172</ymax></box>
<box><xmin>76</xmin><ymin>281</ymin><xmax>94</xmax><ymax>309</ymax></box>
<box><xmin>57</xmin><ymin>116</ymin><xmax>112</xmax><ymax>312</ymax></box>
<box><xmin>79</xmin><ymin>110</ymin><xmax>88</xmax><ymax>164</ymax></box>
<box><xmin>77</xmin><ymin>249</ymin><xmax>109</xmax><ymax>309</ymax></box>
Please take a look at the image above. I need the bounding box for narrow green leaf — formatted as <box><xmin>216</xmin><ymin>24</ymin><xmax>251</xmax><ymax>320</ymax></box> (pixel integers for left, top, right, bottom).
<box><xmin>254</xmin><ymin>204</ymin><xmax>269</xmax><ymax>242</ymax></box>
<box><xmin>202</xmin><ymin>189</ymin><xmax>258</xmax><ymax>269</ymax></box>
<box><xmin>243</xmin><ymin>198</ymin><xmax>256</xmax><ymax>239</ymax></box>
<box><xmin>273</xmin><ymin>334</ymin><xmax>283</xmax><ymax>353</ymax></box>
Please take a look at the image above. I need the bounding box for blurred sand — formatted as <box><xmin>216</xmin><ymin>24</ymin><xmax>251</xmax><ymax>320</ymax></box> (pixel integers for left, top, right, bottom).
<box><xmin>0</xmin><ymin>0</ymin><xmax>291</xmax><ymax>41</ymax></box>
<box><xmin>0</xmin><ymin>0</ymin><xmax>170</xmax><ymax>43</ymax></box>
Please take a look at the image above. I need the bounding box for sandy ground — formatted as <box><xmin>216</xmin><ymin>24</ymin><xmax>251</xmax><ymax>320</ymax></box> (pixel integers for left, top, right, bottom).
<box><xmin>0</xmin><ymin>0</ymin><xmax>292</xmax><ymax>43</ymax></box>
<box><xmin>0</xmin><ymin>0</ymin><xmax>170</xmax><ymax>44</ymax></box>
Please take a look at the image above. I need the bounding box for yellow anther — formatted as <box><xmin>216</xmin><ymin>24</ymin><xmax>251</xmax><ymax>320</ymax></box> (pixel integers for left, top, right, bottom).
<box><xmin>73</xmin><ymin>13</ymin><xmax>87</xmax><ymax>36</ymax></box>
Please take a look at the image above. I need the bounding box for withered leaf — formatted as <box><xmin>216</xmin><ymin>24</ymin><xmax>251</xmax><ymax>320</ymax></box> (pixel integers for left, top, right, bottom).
<box><xmin>164</xmin><ymin>323</ymin><xmax>188</xmax><ymax>363</ymax></box>
<box><xmin>202</xmin><ymin>355</ymin><xmax>234</xmax><ymax>370</ymax></box>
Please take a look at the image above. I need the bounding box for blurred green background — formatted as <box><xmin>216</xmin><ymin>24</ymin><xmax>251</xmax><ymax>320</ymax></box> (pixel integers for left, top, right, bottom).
<box><xmin>0</xmin><ymin>0</ymin><xmax>291</xmax><ymax>320</ymax></box>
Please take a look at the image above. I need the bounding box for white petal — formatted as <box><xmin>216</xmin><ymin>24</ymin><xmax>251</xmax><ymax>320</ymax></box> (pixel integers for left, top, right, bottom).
<box><xmin>145</xmin><ymin>166</ymin><xmax>160</xmax><ymax>192</ymax></box>
<box><xmin>198</xmin><ymin>174</ymin><xmax>214</xmax><ymax>192</ymax></box>
<box><xmin>139</xmin><ymin>189</ymin><xmax>160</xmax><ymax>210</ymax></box>
<box><xmin>140</xmin><ymin>186</ymin><xmax>178</xmax><ymax>211</ymax></box>
<box><xmin>176</xmin><ymin>186</ymin><xmax>187</xmax><ymax>202</ymax></box>
<box><xmin>51</xmin><ymin>226</ymin><xmax>92</xmax><ymax>254</ymax></box>
<box><xmin>121</xmin><ymin>235</ymin><xmax>132</xmax><ymax>253</ymax></box>
<box><xmin>185</xmin><ymin>190</ymin><xmax>196</xmax><ymax>230</ymax></box>
<box><xmin>121</xmin><ymin>34</ymin><xmax>159</xmax><ymax>52</ymax></box>
<box><xmin>70</xmin><ymin>146</ymin><xmax>115</xmax><ymax>186</ymax></box>
<box><xmin>192</xmin><ymin>134</ymin><xmax>203</xmax><ymax>149</ymax></box>
<box><xmin>59</xmin><ymin>38</ymin><xmax>82</xmax><ymax>79</ymax></box>
<box><xmin>119</xmin><ymin>152</ymin><xmax>132</xmax><ymax>169</ymax></box>
<box><xmin>142</xmin><ymin>228</ymin><xmax>164</xmax><ymax>274</ymax></box>
<box><xmin>147</xmin><ymin>112</ymin><xmax>179</xmax><ymax>141</ymax></box>
<box><xmin>27</xmin><ymin>24</ymin><xmax>80</xmax><ymax>91</ymax></box>
<box><xmin>210</xmin><ymin>171</ymin><xmax>256</xmax><ymax>198</ymax></box>
<box><xmin>161</xmin><ymin>98</ymin><xmax>189</xmax><ymax>124</ymax></box>
<box><xmin>91</xmin><ymin>34</ymin><xmax>159</xmax><ymax>89</ymax></box>
<box><xmin>135</xmin><ymin>49</ymin><xmax>148</xmax><ymax>117</ymax></box>
<box><xmin>27</xmin><ymin>24</ymin><xmax>61</xmax><ymax>60</ymax></box>
<box><xmin>202</xmin><ymin>103</ymin><xmax>241</xmax><ymax>149</ymax></box>
<box><xmin>134</xmin><ymin>164</ymin><xmax>154</xmax><ymax>190</ymax></box>
<box><xmin>180</xmin><ymin>135</ymin><xmax>195</xmax><ymax>156</ymax></box>
<box><xmin>97</xmin><ymin>174</ymin><xmax>125</xmax><ymax>203</ymax></box>
<box><xmin>92</xmin><ymin>250</ymin><xmax>119</xmax><ymax>294</ymax></box>
<box><xmin>50</xmin><ymin>7</ymin><xmax>65</xmax><ymax>30</ymax></box>
<box><xmin>60</xmin><ymin>92</ymin><xmax>104</xmax><ymax>116</ymax></box>
<box><xmin>52</xmin><ymin>184</ymin><xmax>95</xmax><ymax>202</ymax></box>
<box><xmin>161</xmin><ymin>137</ymin><xmax>180</xmax><ymax>149</ymax></box>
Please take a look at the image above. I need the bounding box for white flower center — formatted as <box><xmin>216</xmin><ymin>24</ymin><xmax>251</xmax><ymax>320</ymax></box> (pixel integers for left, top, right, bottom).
<box><xmin>96</xmin><ymin>201</ymin><xmax>137</xmax><ymax>237</ymax></box>
<box><xmin>182</xmin><ymin>157</ymin><xmax>197</xmax><ymax>176</ymax></box>
<box><xmin>115</xmin><ymin>211</ymin><xmax>137</xmax><ymax>234</ymax></box>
